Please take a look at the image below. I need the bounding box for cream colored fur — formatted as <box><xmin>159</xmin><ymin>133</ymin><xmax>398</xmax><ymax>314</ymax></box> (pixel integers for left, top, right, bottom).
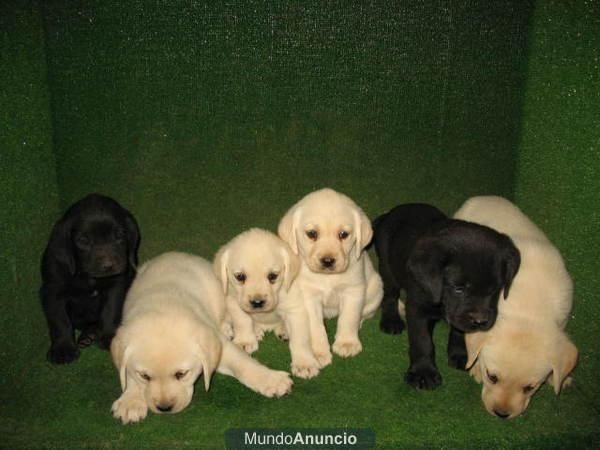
<box><xmin>455</xmin><ymin>196</ymin><xmax>577</xmax><ymax>419</ymax></box>
<box><xmin>278</xmin><ymin>188</ymin><xmax>383</xmax><ymax>367</ymax></box>
<box><xmin>111</xmin><ymin>252</ymin><xmax>292</xmax><ymax>424</ymax></box>
<box><xmin>214</xmin><ymin>228</ymin><xmax>320</xmax><ymax>379</ymax></box>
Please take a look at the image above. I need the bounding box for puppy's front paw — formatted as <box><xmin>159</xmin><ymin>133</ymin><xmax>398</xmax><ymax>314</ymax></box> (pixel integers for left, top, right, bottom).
<box><xmin>549</xmin><ymin>374</ymin><xmax>573</xmax><ymax>391</ymax></box>
<box><xmin>332</xmin><ymin>338</ymin><xmax>362</xmax><ymax>358</ymax></box>
<box><xmin>47</xmin><ymin>342</ymin><xmax>80</xmax><ymax>364</ymax></box>
<box><xmin>276</xmin><ymin>330</ymin><xmax>289</xmax><ymax>342</ymax></box>
<box><xmin>379</xmin><ymin>316</ymin><xmax>405</xmax><ymax>335</ymax></box>
<box><xmin>233</xmin><ymin>336</ymin><xmax>259</xmax><ymax>354</ymax></box>
<box><xmin>405</xmin><ymin>365</ymin><xmax>442</xmax><ymax>390</ymax></box>
<box><xmin>77</xmin><ymin>331</ymin><xmax>97</xmax><ymax>348</ymax></box>
<box><xmin>112</xmin><ymin>394</ymin><xmax>148</xmax><ymax>424</ymax></box>
<box><xmin>312</xmin><ymin>345</ymin><xmax>332</xmax><ymax>368</ymax></box>
<box><xmin>256</xmin><ymin>371</ymin><xmax>293</xmax><ymax>398</ymax></box>
<box><xmin>291</xmin><ymin>354</ymin><xmax>321</xmax><ymax>379</ymax></box>
<box><xmin>254</xmin><ymin>326</ymin><xmax>266</xmax><ymax>342</ymax></box>
<box><xmin>275</xmin><ymin>323</ymin><xmax>289</xmax><ymax>341</ymax></box>
<box><xmin>221</xmin><ymin>322</ymin><xmax>234</xmax><ymax>340</ymax></box>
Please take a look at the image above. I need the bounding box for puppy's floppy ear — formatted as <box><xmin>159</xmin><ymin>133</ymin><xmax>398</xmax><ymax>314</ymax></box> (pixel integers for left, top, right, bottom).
<box><xmin>406</xmin><ymin>236</ymin><xmax>448</xmax><ymax>304</ymax></box>
<box><xmin>498</xmin><ymin>235</ymin><xmax>520</xmax><ymax>299</ymax></box>
<box><xmin>46</xmin><ymin>217</ymin><xmax>76</xmax><ymax>276</ymax></box>
<box><xmin>278</xmin><ymin>206</ymin><xmax>303</xmax><ymax>255</ymax></box>
<box><xmin>352</xmin><ymin>208</ymin><xmax>373</xmax><ymax>260</ymax></box>
<box><xmin>551</xmin><ymin>332</ymin><xmax>578</xmax><ymax>395</ymax></box>
<box><xmin>195</xmin><ymin>327</ymin><xmax>222</xmax><ymax>391</ymax></box>
<box><xmin>280</xmin><ymin>243</ymin><xmax>300</xmax><ymax>292</ymax></box>
<box><xmin>465</xmin><ymin>331</ymin><xmax>488</xmax><ymax>370</ymax></box>
<box><xmin>124</xmin><ymin>210</ymin><xmax>140</xmax><ymax>269</ymax></box>
<box><xmin>111</xmin><ymin>328</ymin><xmax>133</xmax><ymax>391</ymax></box>
<box><xmin>213</xmin><ymin>247</ymin><xmax>230</xmax><ymax>295</ymax></box>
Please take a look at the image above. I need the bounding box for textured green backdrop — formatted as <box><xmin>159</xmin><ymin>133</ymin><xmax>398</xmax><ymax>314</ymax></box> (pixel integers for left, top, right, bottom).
<box><xmin>514</xmin><ymin>0</ymin><xmax>600</xmax><ymax>415</ymax></box>
<box><xmin>2</xmin><ymin>0</ymin><xmax>598</xmax><ymax>448</ymax></box>
<box><xmin>1</xmin><ymin>0</ymin><xmax>60</xmax><ymax>402</ymax></box>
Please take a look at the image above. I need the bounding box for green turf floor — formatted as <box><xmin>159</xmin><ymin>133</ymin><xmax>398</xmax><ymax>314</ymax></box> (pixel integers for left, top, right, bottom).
<box><xmin>3</xmin><ymin>304</ymin><xmax>599</xmax><ymax>450</ymax></box>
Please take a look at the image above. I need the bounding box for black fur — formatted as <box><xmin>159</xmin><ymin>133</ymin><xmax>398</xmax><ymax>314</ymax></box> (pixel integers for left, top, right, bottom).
<box><xmin>373</xmin><ymin>203</ymin><xmax>520</xmax><ymax>390</ymax></box>
<box><xmin>40</xmin><ymin>193</ymin><xmax>140</xmax><ymax>364</ymax></box>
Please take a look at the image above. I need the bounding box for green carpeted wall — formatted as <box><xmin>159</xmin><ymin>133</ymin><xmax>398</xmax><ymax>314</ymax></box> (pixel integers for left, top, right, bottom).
<box><xmin>2</xmin><ymin>0</ymin><xmax>598</xmax><ymax>448</ymax></box>
<box><xmin>41</xmin><ymin>0</ymin><xmax>530</xmax><ymax>263</ymax></box>
<box><xmin>514</xmin><ymin>0</ymin><xmax>600</xmax><ymax>408</ymax></box>
<box><xmin>0</xmin><ymin>0</ymin><xmax>60</xmax><ymax>410</ymax></box>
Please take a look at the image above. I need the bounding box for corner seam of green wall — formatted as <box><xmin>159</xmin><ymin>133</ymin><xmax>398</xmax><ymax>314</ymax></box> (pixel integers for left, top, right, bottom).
<box><xmin>38</xmin><ymin>0</ymin><xmax>62</xmax><ymax>210</ymax></box>
<box><xmin>509</xmin><ymin>0</ymin><xmax>537</xmax><ymax>203</ymax></box>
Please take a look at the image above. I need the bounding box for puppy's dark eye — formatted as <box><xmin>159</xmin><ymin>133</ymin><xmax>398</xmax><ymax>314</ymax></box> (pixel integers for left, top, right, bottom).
<box><xmin>75</xmin><ymin>234</ymin><xmax>91</xmax><ymax>247</ymax></box>
<box><xmin>338</xmin><ymin>230</ymin><xmax>349</xmax><ymax>240</ymax></box>
<box><xmin>234</xmin><ymin>272</ymin><xmax>246</xmax><ymax>283</ymax></box>
<box><xmin>486</xmin><ymin>370</ymin><xmax>498</xmax><ymax>384</ymax></box>
<box><xmin>523</xmin><ymin>384</ymin><xmax>535</xmax><ymax>394</ymax></box>
<box><xmin>267</xmin><ymin>272</ymin><xmax>279</xmax><ymax>284</ymax></box>
<box><xmin>306</xmin><ymin>230</ymin><xmax>318</xmax><ymax>241</ymax></box>
<box><xmin>174</xmin><ymin>370</ymin><xmax>189</xmax><ymax>380</ymax></box>
<box><xmin>139</xmin><ymin>372</ymin><xmax>152</xmax><ymax>382</ymax></box>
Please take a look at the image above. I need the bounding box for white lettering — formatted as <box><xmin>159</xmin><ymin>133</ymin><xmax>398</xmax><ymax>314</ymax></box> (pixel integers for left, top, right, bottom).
<box><xmin>293</xmin><ymin>432</ymin><xmax>305</xmax><ymax>445</ymax></box>
<box><xmin>238</xmin><ymin>429</ymin><xmax>365</xmax><ymax>447</ymax></box>
<box><xmin>244</xmin><ymin>432</ymin><xmax>257</xmax><ymax>445</ymax></box>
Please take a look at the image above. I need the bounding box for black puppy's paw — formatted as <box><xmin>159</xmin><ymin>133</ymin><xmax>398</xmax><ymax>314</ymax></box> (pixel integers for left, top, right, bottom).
<box><xmin>405</xmin><ymin>365</ymin><xmax>442</xmax><ymax>390</ymax></box>
<box><xmin>379</xmin><ymin>315</ymin><xmax>405</xmax><ymax>335</ymax></box>
<box><xmin>77</xmin><ymin>331</ymin><xmax>97</xmax><ymax>348</ymax></box>
<box><xmin>448</xmin><ymin>349</ymin><xmax>468</xmax><ymax>371</ymax></box>
<box><xmin>48</xmin><ymin>342</ymin><xmax>80</xmax><ymax>364</ymax></box>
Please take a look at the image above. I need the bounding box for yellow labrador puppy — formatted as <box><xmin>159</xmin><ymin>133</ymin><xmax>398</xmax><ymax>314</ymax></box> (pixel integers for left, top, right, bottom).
<box><xmin>111</xmin><ymin>252</ymin><xmax>293</xmax><ymax>424</ymax></box>
<box><xmin>454</xmin><ymin>196</ymin><xmax>578</xmax><ymax>419</ymax></box>
<box><xmin>214</xmin><ymin>228</ymin><xmax>321</xmax><ymax>379</ymax></box>
<box><xmin>278</xmin><ymin>188</ymin><xmax>383</xmax><ymax>366</ymax></box>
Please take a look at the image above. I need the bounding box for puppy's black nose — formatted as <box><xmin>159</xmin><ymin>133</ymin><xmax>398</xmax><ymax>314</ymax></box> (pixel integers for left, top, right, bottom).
<box><xmin>250</xmin><ymin>298</ymin><xmax>266</xmax><ymax>309</ymax></box>
<box><xmin>468</xmin><ymin>312</ymin><xmax>489</xmax><ymax>328</ymax></box>
<box><xmin>494</xmin><ymin>409</ymin><xmax>510</xmax><ymax>419</ymax></box>
<box><xmin>320</xmin><ymin>256</ymin><xmax>336</xmax><ymax>268</ymax></box>
<box><xmin>156</xmin><ymin>404</ymin><xmax>173</xmax><ymax>413</ymax></box>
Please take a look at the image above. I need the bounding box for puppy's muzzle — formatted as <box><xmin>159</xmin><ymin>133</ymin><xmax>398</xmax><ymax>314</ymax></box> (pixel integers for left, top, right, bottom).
<box><xmin>467</xmin><ymin>311</ymin><xmax>491</xmax><ymax>330</ymax></box>
<box><xmin>99</xmin><ymin>258</ymin><xmax>116</xmax><ymax>272</ymax></box>
<box><xmin>320</xmin><ymin>256</ymin><xmax>336</xmax><ymax>270</ymax></box>
<box><xmin>90</xmin><ymin>254</ymin><xmax>126</xmax><ymax>277</ymax></box>
<box><xmin>448</xmin><ymin>308</ymin><xmax>495</xmax><ymax>332</ymax></box>
<box><xmin>249</xmin><ymin>297</ymin><xmax>267</xmax><ymax>310</ymax></box>
<box><xmin>493</xmin><ymin>408</ymin><xmax>510</xmax><ymax>419</ymax></box>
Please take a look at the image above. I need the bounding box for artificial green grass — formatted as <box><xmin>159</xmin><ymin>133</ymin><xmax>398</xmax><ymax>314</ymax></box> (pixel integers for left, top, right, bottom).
<box><xmin>2</xmin><ymin>0</ymin><xmax>599</xmax><ymax>448</ymax></box>
<box><xmin>4</xmin><ymin>311</ymin><xmax>600</xmax><ymax>449</ymax></box>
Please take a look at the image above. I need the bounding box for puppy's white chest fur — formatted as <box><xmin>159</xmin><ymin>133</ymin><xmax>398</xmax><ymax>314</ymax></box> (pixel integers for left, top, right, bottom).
<box><xmin>298</xmin><ymin>262</ymin><xmax>365</xmax><ymax>318</ymax></box>
<box><xmin>321</xmin><ymin>283</ymin><xmax>359</xmax><ymax>318</ymax></box>
<box><xmin>321</xmin><ymin>290</ymin><xmax>344</xmax><ymax>319</ymax></box>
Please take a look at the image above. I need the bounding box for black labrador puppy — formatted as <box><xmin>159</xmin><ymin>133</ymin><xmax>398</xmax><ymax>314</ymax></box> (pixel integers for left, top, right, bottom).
<box><xmin>40</xmin><ymin>193</ymin><xmax>140</xmax><ymax>364</ymax></box>
<box><xmin>373</xmin><ymin>203</ymin><xmax>520</xmax><ymax>389</ymax></box>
